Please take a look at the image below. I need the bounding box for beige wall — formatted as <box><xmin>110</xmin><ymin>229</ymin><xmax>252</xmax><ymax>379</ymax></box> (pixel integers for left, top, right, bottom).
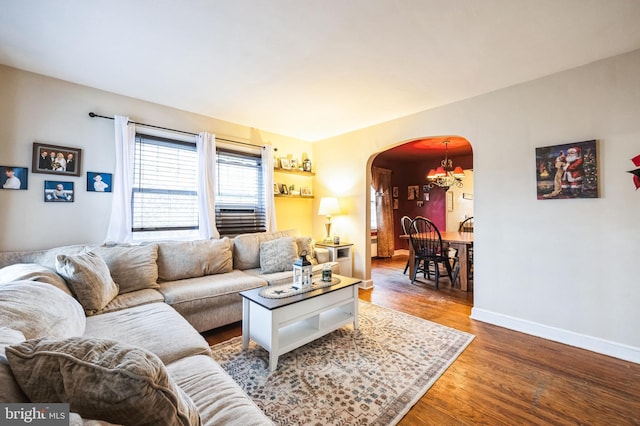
<box><xmin>0</xmin><ymin>65</ymin><xmax>313</xmax><ymax>251</ymax></box>
<box><xmin>312</xmin><ymin>49</ymin><xmax>640</xmax><ymax>362</ymax></box>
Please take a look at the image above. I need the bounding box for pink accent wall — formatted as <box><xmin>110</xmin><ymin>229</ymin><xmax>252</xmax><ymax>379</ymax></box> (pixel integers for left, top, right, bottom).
<box><xmin>372</xmin><ymin>154</ymin><xmax>473</xmax><ymax>253</ymax></box>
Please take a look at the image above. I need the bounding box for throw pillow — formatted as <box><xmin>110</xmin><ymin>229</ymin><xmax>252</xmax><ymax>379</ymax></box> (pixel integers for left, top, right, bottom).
<box><xmin>296</xmin><ymin>236</ymin><xmax>318</xmax><ymax>265</ymax></box>
<box><xmin>6</xmin><ymin>337</ymin><xmax>201</xmax><ymax>426</ymax></box>
<box><xmin>260</xmin><ymin>237</ymin><xmax>299</xmax><ymax>274</ymax></box>
<box><xmin>56</xmin><ymin>252</ymin><xmax>119</xmax><ymax>316</ymax></box>
<box><xmin>232</xmin><ymin>229</ymin><xmax>297</xmax><ymax>270</ymax></box>
<box><xmin>0</xmin><ymin>280</ymin><xmax>85</xmax><ymax>340</ymax></box>
<box><xmin>93</xmin><ymin>244</ymin><xmax>159</xmax><ymax>294</ymax></box>
<box><xmin>156</xmin><ymin>238</ymin><xmax>233</xmax><ymax>282</ymax></box>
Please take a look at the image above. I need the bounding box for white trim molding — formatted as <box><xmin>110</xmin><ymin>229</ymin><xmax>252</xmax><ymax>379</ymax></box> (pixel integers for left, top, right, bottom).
<box><xmin>470</xmin><ymin>307</ymin><xmax>640</xmax><ymax>364</ymax></box>
<box><xmin>359</xmin><ymin>279</ymin><xmax>374</xmax><ymax>290</ymax></box>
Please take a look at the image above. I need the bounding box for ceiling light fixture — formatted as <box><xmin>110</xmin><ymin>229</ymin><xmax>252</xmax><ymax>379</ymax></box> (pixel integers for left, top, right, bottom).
<box><xmin>426</xmin><ymin>140</ymin><xmax>465</xmax><ymax>190</ymax></box>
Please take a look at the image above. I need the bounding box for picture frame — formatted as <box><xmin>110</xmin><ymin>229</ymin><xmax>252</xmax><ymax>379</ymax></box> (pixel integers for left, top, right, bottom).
<box><xmin>273</xmin><ymin>183</ymin><xmax>280</xmax><ymax>194</ymax></box>
<box><xmin>300</xmin><ymin>186</ymin><xmax>312</xmax><ymax>196</ymax></box>
<box><xmin>44</xmin><ymin>180</ymin><xmax>74</xmax><ymax>202</ymax></box>
<box><xmin>32</xmin><ymin>142</ymin><xmax>82</xmax><ymax>176</ymax></box>
<box><xmin>393</xmin><ymin>199</ymin><xmax>399</xmax><ymax>209</ymax></box>
<box><xmin>0</xmin><ymin>165</ymin><xmax>28</xmax><ymax>190</ymax></box>
<box><xmin>279</xmin><ymin>157</ymin><xmax>291</xmax><ymax>170</ymax></box>
<box><xmin>407</xmin><ymin>185</ymin><xmax>419</xmax><ymax>200</ymax></box>
<box><xmin>463</xmin><ymin>193</ymin><xmax>473</xmax><ymax>200</ymax></box>
<box><xmin>290</xmin><ymin>159</ymin><xmax>298</xmax><ymax>169</ymax></box>
<box><xmin>446</xmin><ymin>191</ymin><xmax>454</xmax><ymax>212</ymax></box>
<box><xmin>535</xmin><ymin>139</ymin><xmax>599</xmax><ymax>199</ymax></box>
<box><xmin>87</xmin><ymin>171</ymin><xmax>112</xmax><ymax>193</ymax></box>
<box><xmin>392</xmin><ymin>186</ymin><xmax>398</xmax><ymax>198</ymax></box>
<box><xmin>279</xmin><ymin>183</ymin><xmax>289</xmax><ymax>194</ymax></box>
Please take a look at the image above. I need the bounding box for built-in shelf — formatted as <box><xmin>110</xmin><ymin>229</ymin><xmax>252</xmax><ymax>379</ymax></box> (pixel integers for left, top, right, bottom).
<box><xmin>274</xmin><ymin>194</ymin><xmax>314</xmax><ymax>199</ymax></box>
<box><xmin>274</xmin><ymin>168</ymin><xmax>315</xmax><ymax>176</ymax></box>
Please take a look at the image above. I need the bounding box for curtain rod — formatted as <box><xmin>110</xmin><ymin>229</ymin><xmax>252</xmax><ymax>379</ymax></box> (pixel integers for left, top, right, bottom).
<box><xmin>88</xmin><ymin>112</ymin><xmax>264</xmax><ymax>149</ymax></box>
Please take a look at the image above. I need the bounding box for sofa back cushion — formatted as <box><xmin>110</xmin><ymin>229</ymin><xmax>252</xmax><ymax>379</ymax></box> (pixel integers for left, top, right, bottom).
<box><xmin>93</xmin><ymin>244</ymin><xmax>159</xmax><ymax>294</ymax></box>
<box><xmin>0</xmin><ymin>280</ymin><xmax>86</xmax><ymax>340</ymax></box>
<box><xmin>0</xmin><ymin>263</ymin><xmax>72</xmax><ymax>295</ymax></box>
<box><xmin>0</xmin><ymin>244</ymin><xmax>89</xmax><ymax>270</ymax></box>
<box><xmin>6</xmin><ymin>337</ymin><xmax>201</xmax><ymax>426</ymax></box>
<box><xmin>232</xmin><ymin>229</ymin><xmax>297</xmax><ymax>270</ymax></box>
<box><xmin>56</xmin><ymin>252</ymin><xmax>120</xmax><ymax>316</ymax></box>
<box><xmin>157</xmin><ymin>238</ymin><xmax>232</xmax><ymax>282</ymax></box>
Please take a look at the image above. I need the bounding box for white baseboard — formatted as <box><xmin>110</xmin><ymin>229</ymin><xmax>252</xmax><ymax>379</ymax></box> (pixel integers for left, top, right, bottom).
<box><xmin>359</xmin><ymin>279</ymin><xmax>374</xmax><ymax>289</ymax></box>
<box><xmin>470</xmin><ymin>307</ymin><xmax>640</xmax><ymax>364</ymax></box>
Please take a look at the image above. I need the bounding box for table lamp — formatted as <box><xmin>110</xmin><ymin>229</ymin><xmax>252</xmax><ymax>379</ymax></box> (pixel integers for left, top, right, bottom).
<box><xmin>318</xmin><ymin>197</ymin><xmax>340</xmax><ymax>242</ymax></box>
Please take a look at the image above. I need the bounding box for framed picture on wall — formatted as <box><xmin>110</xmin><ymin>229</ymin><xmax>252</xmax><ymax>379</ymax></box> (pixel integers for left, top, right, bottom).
<box><xmin>44</xmin><ymin>180</ymin><xmax>74</xmax><ymax>202</ymax></box>
<box><xmin>87</xmin><ymin>172</ymin><xmax>112</xmax><ymax>192</ymax></box>
<box><xmin>32</xmin><ymin>142</ymin><xmax>82</xmax><ymax>176</ymax></box>
<box><xmin>393</xmin><ymin>199</ymin><xmax>398</xmax><ymax>209</ymax></box>
<box><xmin>392</xmin><ymin>186</ymin><xmax>398</xmax><ymax>198</ymax></box>
<box><xmin>535</xmin><ymin>139</ymin><xmax>599</xmax><ymax>199</ymax></box>
<box><xmin>0</xmin><ymin>166</ymin><xmax>28</xmax><ymax>190</ymax></box>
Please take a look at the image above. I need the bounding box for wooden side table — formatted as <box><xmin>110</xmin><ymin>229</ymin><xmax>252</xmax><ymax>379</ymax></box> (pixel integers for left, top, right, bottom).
<box><xmin>315</xmin><ymin>242</ymin><xmax>354</xmax><ymax>277</ymax></box>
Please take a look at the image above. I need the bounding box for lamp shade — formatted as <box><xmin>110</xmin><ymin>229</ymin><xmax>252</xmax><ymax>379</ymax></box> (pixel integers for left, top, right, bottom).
<box><xmin>318</xmin><ymin>197</ymin><xmax>340</xmax><ymax>217</ymax></box>
<box><xmin>452</xmin><ymin>166</ymin><xmax>465</xmax><ymax>178</ymax></box>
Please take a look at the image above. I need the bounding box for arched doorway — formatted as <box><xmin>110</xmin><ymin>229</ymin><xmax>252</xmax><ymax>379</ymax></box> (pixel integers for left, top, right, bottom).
<box><xmin>367</xmin><ymin>135</ymin><xmax>474</xmax><ymax>294</ymax></box>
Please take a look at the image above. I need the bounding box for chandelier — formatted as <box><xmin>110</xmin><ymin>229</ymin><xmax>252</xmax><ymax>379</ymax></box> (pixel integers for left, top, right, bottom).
<box><xmin>426</xmin><ymin>140</ymin><xmax>465</xmax><ymax>190</ymax></box>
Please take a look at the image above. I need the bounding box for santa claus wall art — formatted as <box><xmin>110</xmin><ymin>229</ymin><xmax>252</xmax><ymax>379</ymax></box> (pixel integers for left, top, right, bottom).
<box><xmin>535</xmin><ymin>139</ymin><xmax>599</xmax><ymax>200</ymax></box>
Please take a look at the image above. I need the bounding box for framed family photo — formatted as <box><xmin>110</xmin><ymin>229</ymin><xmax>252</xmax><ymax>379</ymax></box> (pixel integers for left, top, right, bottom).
<box><xmin>44</xmin><ymin>181</ymin><xmax>74</xmax><ymax>202</ymax></box>
<box><xmin>87</xmin><ymin>171</ymin><xmax>112</xmax><ymax>192</ymax></box>
<box><xmin>32</xmin><ymin>142</ymin><xmax>82</xmax><ymax>177</ymax></box>
<box><xmin>0</xmin><ymin>165</ymin><xmax>28</xmax><ymax>190</ymax></box>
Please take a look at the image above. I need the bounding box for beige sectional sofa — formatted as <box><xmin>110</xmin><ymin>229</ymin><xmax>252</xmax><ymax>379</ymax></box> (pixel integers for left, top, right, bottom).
<box><xmin>0</xmin><ymin>230</ymin><xmax>338</xmax><ymax>425</ymax></box>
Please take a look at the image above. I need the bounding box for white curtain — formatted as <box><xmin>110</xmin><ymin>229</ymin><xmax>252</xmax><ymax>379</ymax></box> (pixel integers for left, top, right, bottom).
<box><xmin>262</xmin><ymin>146</ymin><xmax>276</xmax><ymax>232</ymax></box>
<box><xmin>105</xmin><ymin>116</ymin><xmax>135</xmax><ymax>243</ymax></box>
<box><xmin>196</xmin><ymin>132</ymin><xmax>220</xmax><ymax>239</ymax></box>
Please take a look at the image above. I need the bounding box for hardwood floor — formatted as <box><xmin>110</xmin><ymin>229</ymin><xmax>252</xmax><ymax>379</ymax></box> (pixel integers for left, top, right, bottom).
<box><xmin>204</xmin><ymin>255</ymin><xmax>640</xmax><ymax>425</ymax></box>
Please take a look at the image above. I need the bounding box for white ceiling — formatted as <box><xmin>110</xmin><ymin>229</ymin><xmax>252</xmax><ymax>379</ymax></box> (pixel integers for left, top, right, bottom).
<box><xmin>2</xmin><ymin>1</ymin><xmax>640</xmax><ymax>142</ymax></box>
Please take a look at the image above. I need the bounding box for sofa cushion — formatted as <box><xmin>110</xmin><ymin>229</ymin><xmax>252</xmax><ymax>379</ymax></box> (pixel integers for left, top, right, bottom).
<box><xmin>260</xmin><ymin>237</ymin><xmax>298</xmax><ymax>274</ymax></box>
<box><xmin>84</xmin><ymin>303</ymin><xmax>210</xmax><ymax>365</ymax></box>
<box><xmin>157</xmin><ymin>238</ymin><xmax>233</xmax><ymax>282</ymax></box>
<box><xmin>0</xmin><ymin>327</ymin><xmax>28</xmax><ymax>403</ymax></box>
<box><xmin>0</xmin><ymin>326</ymin><xmax>24</xmax><ymax>364</ymax></box>
<box><xmin>0</xmin><ymin>280</ymin><xmax>85</xmax><ymax>340</ymax></box>
<box><xmin>232</xmin><ymin>229</ymin><xmax>297</xmax><ymax>270</ymax></box>
<box><xmin>167</xmin><ymin>355</ymin><xmax>273</xmax><ymax>426</ymax></box>
<box><xmin>56</xmin><ymin>252</ymin><xmax>119</xmax><ymax>316</ymax></box>
<box><xmin>0</xmin><ymin>263</ymin><xmax>72</xmax><ymax>295</ymax></box>
<box><xmin>101</xmin><ymin>288</ymin><xmax>165</xmax><ymax>314</ymax></box>
<box><xmin>6</xmin><ymin>337</ymin><xmax>201</xmax><ymax>426</ymax></box>
<box><xmin>93</xmin><ymin>244</ymin><xmax>159</xmax><ymax>294</ymax></box>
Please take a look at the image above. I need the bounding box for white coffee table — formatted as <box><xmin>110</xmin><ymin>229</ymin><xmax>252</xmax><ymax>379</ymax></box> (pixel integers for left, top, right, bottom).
<box><xmin>240</xmin><ymin>275</ymin><xmax>361</xmax><ymax>372</ymax></box>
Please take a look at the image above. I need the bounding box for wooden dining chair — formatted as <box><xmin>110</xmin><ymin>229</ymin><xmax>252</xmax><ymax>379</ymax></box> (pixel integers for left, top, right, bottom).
<box><xmin>408</xmin><ymin>217</ymin><xmax>456</xmax><ymax>288</ymax></box>
<box><xmin>458</xmin><ymin>216</ymin><xmax>474</xmax><ymax>280</ymax></box>
<box><xmin>458</xmin><ymin>216</ymin><xmax>474</xmax><ymax>232</ymax></box>
<box><xmin>400</xmin><ymin>215</ymin><xmax>412</xmax><ymax>274</ymax></box>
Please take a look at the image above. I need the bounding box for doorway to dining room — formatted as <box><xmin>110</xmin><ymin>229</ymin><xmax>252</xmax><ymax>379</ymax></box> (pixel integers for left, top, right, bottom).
<box><xmin>368</xmin><ymin>135</ymin><xmax>474</xmax><ymax>299</ymax></box>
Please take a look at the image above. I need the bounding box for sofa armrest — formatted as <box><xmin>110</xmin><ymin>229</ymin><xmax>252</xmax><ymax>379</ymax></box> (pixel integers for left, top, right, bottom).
<box><xmin>314</xmin><ymin>247</ymin><xmax>330</xmax><ymax>264</ymax></box>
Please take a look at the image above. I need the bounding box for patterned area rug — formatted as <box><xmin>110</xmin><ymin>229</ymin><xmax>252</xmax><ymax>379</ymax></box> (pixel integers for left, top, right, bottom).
<box><xmin>210</xmin><ymin>301</ymin><xmax>474</xmax><ymax>425</ymax></box>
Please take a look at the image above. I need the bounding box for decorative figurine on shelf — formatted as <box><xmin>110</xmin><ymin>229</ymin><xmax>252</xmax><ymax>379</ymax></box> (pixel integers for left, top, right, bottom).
<box><xmin>292</xmin><ymin>252</ymin><xmax>313</xmax><ymax>290</ymax></box>
<box><xmin>303</xmin><ymin>158</ymin><xmax>312</xmax><ymax>172</ymax></box>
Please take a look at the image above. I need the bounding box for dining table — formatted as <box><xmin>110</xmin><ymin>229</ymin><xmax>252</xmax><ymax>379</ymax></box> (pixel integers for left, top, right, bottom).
<box><xmin>400</xmin><ymin>231</ymin><xmax>474</xmax><ymax>291</ymax></box>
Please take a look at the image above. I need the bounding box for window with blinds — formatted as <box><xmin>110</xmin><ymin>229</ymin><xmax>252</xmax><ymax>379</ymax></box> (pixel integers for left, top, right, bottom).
<box><xmin>132</xmin><ymin>134</ymin><xmax>198</xmax><ymax>233</ymax></box>
<box><xmin>215</xmin><ymin>148</ymin><xmax>266</xmax><ymax>236</ymax></box>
